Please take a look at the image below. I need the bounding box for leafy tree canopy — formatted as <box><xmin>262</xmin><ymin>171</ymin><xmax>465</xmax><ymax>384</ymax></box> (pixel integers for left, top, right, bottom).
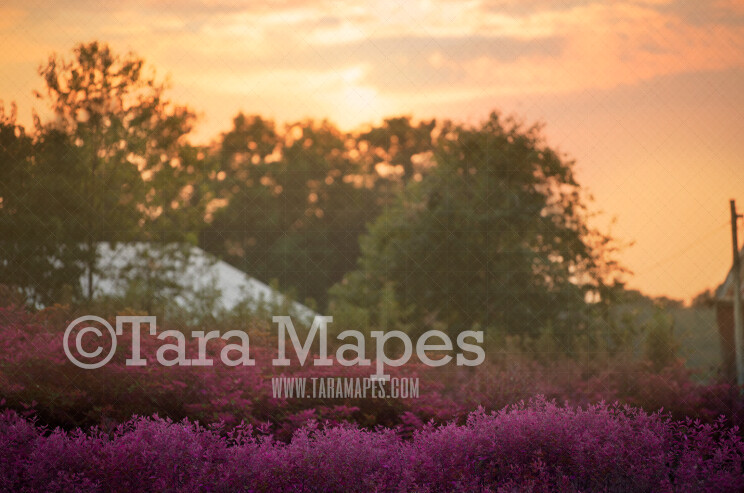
<box><xmin>330</xmin><ymin>113</ymin><xmax>616</xmax><ymax>338</ymax></box>
<box><xmin>0</xmin><ymin>42</ymin><xmax>203</xmax><ymax>304</ymax></box>
<box><xmin>200</xmin><ymin>115</ymin><xmax>380</xmax><ymax>308</ymax></box>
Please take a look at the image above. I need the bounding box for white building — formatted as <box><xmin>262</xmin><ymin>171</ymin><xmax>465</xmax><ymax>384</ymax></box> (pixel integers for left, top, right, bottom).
<box><xmin>84</xmin><ymin>242</ymin><xmax>318</xmax><ymax>323</ymax></box>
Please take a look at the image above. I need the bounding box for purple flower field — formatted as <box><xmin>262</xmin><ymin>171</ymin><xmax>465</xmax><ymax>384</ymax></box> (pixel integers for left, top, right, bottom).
<box><xmin>2</xmin><ymin>304</ymin><xmax>744</xmax><ymax>491</ymax></box>
<box><xmin>2</xmin><ymin>398</ymin><xmax>743</xmax><ymax>492</ymax></box>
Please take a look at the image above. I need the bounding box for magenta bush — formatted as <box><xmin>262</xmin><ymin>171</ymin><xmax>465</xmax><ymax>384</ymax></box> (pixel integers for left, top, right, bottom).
<box><xmin>2</xmin><ymin>303</ymin><xmax>744</xmax><ymax>438</ymax></box>
<box><xmin>0</xmin><ymin>305</ymin><xmax>451</xmax><ymax>436</ymax></box>
<box><xmin>1</xmin><ymin>398</ymin><xmax>743</xmax><ymax>492</ymax></box>
<box><xmin>2</xmin><ymin>305</ymin><xmax>744</xmax><ymax>490</ymax></box>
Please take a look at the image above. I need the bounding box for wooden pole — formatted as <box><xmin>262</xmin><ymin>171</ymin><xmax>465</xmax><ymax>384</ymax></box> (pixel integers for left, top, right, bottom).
<box><xmin>730</xmin><ymin>200</ymin><xmax>744</xmax><ymax>387</ymax></box>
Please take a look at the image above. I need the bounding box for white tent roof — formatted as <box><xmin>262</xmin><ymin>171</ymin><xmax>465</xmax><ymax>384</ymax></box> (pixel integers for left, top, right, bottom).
<box><xmin>85</xmin><ymin>242</ymin><xmax>318</xmax><ymax>323</ymax></box>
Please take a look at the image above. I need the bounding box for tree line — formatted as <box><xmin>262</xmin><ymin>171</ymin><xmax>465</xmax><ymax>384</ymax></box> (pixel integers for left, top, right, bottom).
<box><xmin>0</xmin><ymin>42</ymin><xmax>623</xmax><ymax>343</ymax></box>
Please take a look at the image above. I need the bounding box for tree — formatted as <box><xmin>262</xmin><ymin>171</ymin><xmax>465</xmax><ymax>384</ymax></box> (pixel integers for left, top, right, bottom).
<box><xmin>691</xmin><ymin>287</ymin><xmax>715</xmax><ymax>308</ymax></box>
<box><xmin>33</xmin><ymin>41</ymin><xmax>197</xmax><ymax>300</ymax></box>
<box><xmin>0</xmin><ymin>105</ymin><xmax>67</xmax><ymax>303</ymax></box>
<box><xmin>643</xmin><ymin>309</ymin><xmax>679</xmax><ymax>371</ymax></box>
<box><xmin>361</xmin><ymin>116</ymin><xmax>436</xmax><ymax>174</ymax></box>
<box><xmin>0</xmin><ymin>42</ymin><xmax>200</xmax><ymax>305</ymax></box>
<box><xmin>330</xmin><ymin>113</ymin><xmax>616</xmax><ymax>340</ymax></box>
<box><xmin>200</xmin><ymin>116</ymin><xmax>380</xmax><ymax>308</ymax></box>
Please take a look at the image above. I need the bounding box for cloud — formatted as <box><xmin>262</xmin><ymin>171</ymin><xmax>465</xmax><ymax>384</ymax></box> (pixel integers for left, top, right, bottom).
<box><xmin>655</xmin><ymin>0</ymin><xmax>744</xmax><ymax>27</ymax></box>
<box><xmin>2</xmin><ymin>0</ymin><xmax>744</xmax><ymax>133</ymax></box>
<box><xmin>356</xmin><ymin>35</ymin><xmax>565</xmax><ymax>92</ymax></box>
<box><xmin>479</xmin><ymin>0</ymin><xmax>597</xmax><ymax>16</ymax></box>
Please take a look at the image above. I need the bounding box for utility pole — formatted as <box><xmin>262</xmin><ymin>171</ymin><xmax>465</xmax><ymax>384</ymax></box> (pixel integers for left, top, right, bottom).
<box><xmin>730</xmin><ymin>200</ymin><xmax>744</xmax><ymax>387</ymax></box>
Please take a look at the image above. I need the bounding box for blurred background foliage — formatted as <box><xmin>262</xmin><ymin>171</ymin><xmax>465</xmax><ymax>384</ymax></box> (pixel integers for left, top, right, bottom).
<box><xmin>0</xmin><ymin>41</ymin><xmax>723</xmax><ymax>377</ymax></box>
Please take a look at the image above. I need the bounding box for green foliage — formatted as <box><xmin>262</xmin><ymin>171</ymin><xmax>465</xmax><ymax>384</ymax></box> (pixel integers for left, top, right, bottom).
<box><xmin>691</xmin><ymin>287</ymin><xmax>715</xmax><ymax>308</ymax></box>
<box><xmin>200</xmin><ymin>116</ymin><xmax>380</xmax><ymax>309</ymax></box>
<box><xmin>590</xmin><ymin>280</ymin><xmax>644</xmax><ymax>357</ymax></box>
<box><xmin>37</xmin><ymin>41</ymin><xmax>200</xmax><ymax>299</ymax></box>
<box><xmin>2</xmin><ymin>42</ymin><xmax>626</xmax><ymax>338</ymax></box>
<box><xmin>643</xmin><ymin>309</ymin><xmax>679</xmax><ymax>371</ymax></box>
<box><xmin>331</xmin><ymin>113</ymin><xmax>609</xmax><ymax>338</ymax></box>
<box><xmin>0</xmin><ymin>104</ymin><xmax>86</xmax><ymax>304</ymax></box>
<box><xmin>0</xmin><ymin>42</ymin><xmax>205</xmax><ymax>305</ymax></box>
<box><xmin>360</xmin><ymin>116</ymin><xmax>436</xmax><ymax>181</ymax></box>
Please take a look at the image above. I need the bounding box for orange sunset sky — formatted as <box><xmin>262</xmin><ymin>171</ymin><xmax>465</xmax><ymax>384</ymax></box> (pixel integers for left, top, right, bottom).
<box><xmin>1</xmin><ymin>0</ymin><xmax>743</xmax><ymax>302</ymax></box>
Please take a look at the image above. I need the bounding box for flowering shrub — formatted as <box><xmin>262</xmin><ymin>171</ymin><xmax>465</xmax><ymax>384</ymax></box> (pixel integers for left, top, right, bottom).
<box><xmin>1</xmin><ymin>398</ymin><xmax>743</xmax><ymax>492</ymax></box>
<box><xmin>0</xmin><ymin>304</ymin><xmax>456</xmax><ymax>436</ymax></box>
<box><xmin>2</xmin><ymin>303</ymin><xmax>744</xmax><ymax>490</ymax></box>
<box><xmin>1</xmin><ymin>303</ymin><xmax>744</xmax><ymax>437</ymax></box>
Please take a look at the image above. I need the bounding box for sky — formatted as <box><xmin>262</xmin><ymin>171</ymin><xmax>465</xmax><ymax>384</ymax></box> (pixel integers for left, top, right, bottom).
<box><xmin>1</xmin><ymin>0</ymin><xmax>744</xmax><ymax>302</ymax></box>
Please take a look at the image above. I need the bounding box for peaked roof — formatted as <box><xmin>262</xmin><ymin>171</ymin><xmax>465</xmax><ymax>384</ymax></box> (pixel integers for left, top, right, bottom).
<box><xmin>85</xmin><ymin>242</ymin><xmax>319</xmax><ymax>323</ymax></box>
<box><xmin>716</xmin><ymin>246</ymin><xmax>744</xmax><ymax>302</ymax></box>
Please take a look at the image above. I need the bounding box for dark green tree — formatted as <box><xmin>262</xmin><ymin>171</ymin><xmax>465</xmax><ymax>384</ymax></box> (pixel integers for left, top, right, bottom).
<box><xmin>34</xmin><ymin>41</ymin><xmax>197</xmax><ymax>300</ymax></box>
<box><xmin>331</xmin><ymin>113</ymin><xmax>616</xmax><ymax>340</ymax></box>
<box><xmin>0</xmin><ymin>104</ymin><xmax>84</xmax><ymax>304</ymax></box>
<box><xmin>1</xmin><ymin>42</ymin><xmax>199</xmax><ymax>305</ymax></box>
<box><xmin>200</xmin><ymin>116</ymin><xmax>380</xmax><ymax>308</ymax></box>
